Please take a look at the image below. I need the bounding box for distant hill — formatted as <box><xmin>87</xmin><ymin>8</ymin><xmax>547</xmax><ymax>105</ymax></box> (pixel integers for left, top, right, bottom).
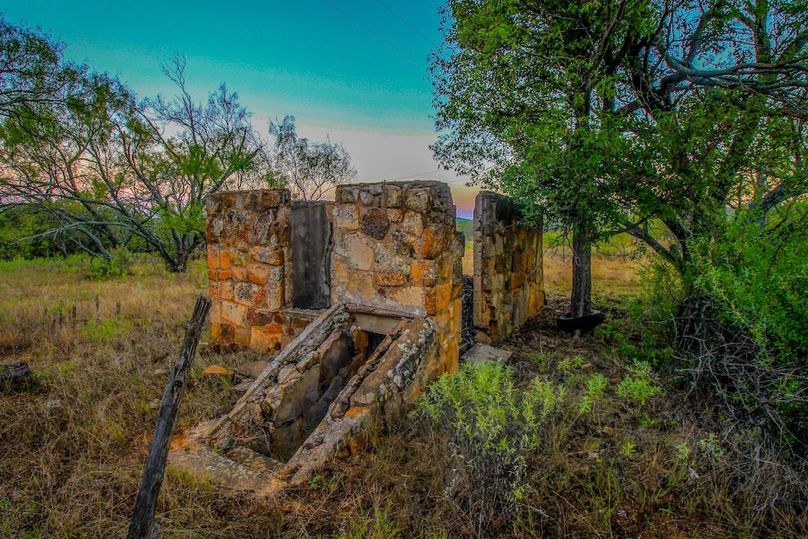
<box><xmin>456</xmin><ymin>217</ymin><xmax>473</xmax><ymax>242</ymax></box>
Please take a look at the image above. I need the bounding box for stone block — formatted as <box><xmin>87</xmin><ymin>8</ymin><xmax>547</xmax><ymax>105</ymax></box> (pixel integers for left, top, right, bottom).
<box><xmin>221</xmin><ymin>301</ymin><xmax>246</xmax><ymax>325</ymax></box>
<box><xmin>345</xmin><ymin>233</ymin><xmax>374</xmax><ymax>271</ymax></box>
<box><xmin>346</xmin><ymin>272</ymin><xmax>374</xmax><ymax>301</ymax></box>
<box><xmin>400</xmin><ymin>211</ymin><xmax>423</xmax><ymax>237</ymax></box>
<box><xmin>221</xmin><ymin>251</ymin><xmax>233</xmax><ymax>270</ymax></box>
<box><xmin>358</xmin><ymin>190</ymin><xmax>375</xmax><ymax>206</ymax></box>
<box><xmin>411</xmin><ymin>260</ymin><xmax>437</xmax><ymax>286</ymax></box>
<box><xmin>421</xmin><ymin>226</ymin><xmax>446</xmax><ymax>260</ymax></box>
<box><xmin>387</xmin><ymin>208</ymin><xmax>403</xmax><ymax>222</ymax></box>
<box><xmin>360</xmin><ymin>208</ymin><xmax>390</xmax><ymax>240</ymax></box>
<box><xmin>247</xmin><ymin>263</ymin><xmax>270</xmax><ymax>285</ymax></box>
<box><xmin>334</xmin><ymin>204</ymin><xmax>360</xmax><ymax>230</ymax></box>
<box><xmin>260</xmin><ymin>189</ymin><xmax>284</xmax><ymax>209</ymax></box>
<box><xmin>387</xmin><ymin>286</ymin><xmax>426</xmax><ymax>313</ymax></box>
<box><xmin>405</xmin><ymin>188</ymin><xmax>431</xmax><ymax>212</ymax></box>
<box><xmin>332</xmin><ymin>253</ymin><xmax>349</xmax><ymax>284</ymax></box>
<box><xmin>375</xmin><ymin>271</ymin><xmax>408</xmax><ymax>287</ymax></box>
<box><xmin>266</xmin><ymin>280</ymin><xmax>285</xmax><ymax>311</ymax></box>
<box><xmin>220</xmin><ymin>281</ymin><xmax>234</xmax><ymax>301</ymax></box>
<box><xmin>246</xmin><ymin>308</ymin><xmax>273</xmax><ymax>326</ymax></box>
<box><xmin>337</xmin><ymin>186</ymin><xmax>357</xmax><ymax>203</ymax></box>
<box><xmin>425</xmin><ymin>283</ymin><xmax>452</xmax><ymax>315</ymax></box>
<box><xmin>235</xmin><ymin>327</ymin><xmax>252</xmax><ymax>347</ymax></box>
<box><xmin>235</xmin><ymin>283</ymin><xmax>262</xmax><ymax>305</ymax></box>
<box><xmin>203</xmin><ymin>365</ymin><xmax>236</xmax><ymax>382</ymax></box>
<box><xmin>231</xmin><ymin>267</ymin><xmax>246</xmax><ymax>281</ymax></box>
<box><xmin>250</xmin><ymin>326</ymin><xmax>282</xmax><ymax>352</ymax></box>
<box><xmin>384</xmin><ymin>184</ymin><xmax>403</xmax><ymax>207</ymax></box>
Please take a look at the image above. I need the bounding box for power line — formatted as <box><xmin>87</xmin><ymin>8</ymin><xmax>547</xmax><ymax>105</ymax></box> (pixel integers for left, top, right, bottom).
<box><xmin>319</xmin><ymin>0</ymin><xmax>423</xmax><ymax>68</ymax></box>
<box><xmin>373</xmin><ymin>0</ymin><xmax>440</xmax><ymax>48</ymax></box>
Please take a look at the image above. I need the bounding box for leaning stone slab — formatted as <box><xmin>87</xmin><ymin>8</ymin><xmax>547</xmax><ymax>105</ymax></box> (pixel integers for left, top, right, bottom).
<box><xmin>461</xmin><ymin>342</ymin><xmax>512</xmax><ymax>365</ymax></box>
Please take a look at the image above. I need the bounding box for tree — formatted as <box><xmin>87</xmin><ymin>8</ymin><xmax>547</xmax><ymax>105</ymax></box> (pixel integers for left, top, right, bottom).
<box><xmin>613</xmin><ymin>0</ymin><xmax>807</xmax><ymax>288</ymax></box>
<box><xmin>432</xmin><ymin>0</ymin><xmax>656</xmax><ymax>325</ymax></box>
<box><xmin>432</xmin><ymin>0</ymin><xmax>806</xmax><ymax>320</ymax></box>
<box><xmin>0</xmin><ymin>16</ymin><xmax>78</xmax><ymax>120</ymax></box>
<box><xmin>0</xmin><ymin>53</ymin><xmax>266</xmax><ymax>271</ymax></box>
<box><xmin>269</xmin><ymin>115</ymin><xmax>356</xmax><ymax>200</ymax></box>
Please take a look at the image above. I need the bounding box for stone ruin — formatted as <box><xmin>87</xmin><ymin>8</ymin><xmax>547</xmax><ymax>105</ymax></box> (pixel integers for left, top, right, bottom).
<box><xmin>170</xmin><ymin>182</ymin><xmax>545</xmax><ymax>492</ymax></box>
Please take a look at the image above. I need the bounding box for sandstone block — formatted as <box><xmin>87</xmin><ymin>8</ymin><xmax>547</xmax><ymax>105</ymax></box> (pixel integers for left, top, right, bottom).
<box><xmin>360</xmin><ymin>208</ymin><xmax>390</xmax><ymax>240</ymax></box>
<box><xmin>345</xmin><ymin>233</ymin><xmax>374</xmax><ymax>271</ymax></box>
<box><xmin>387</xmin><ymin>286</ymin><xmax>426</xmax><ymax>312</ymax></box>
<box><xmin>235</xmin><ymin>283</ymin><xmax>262</xmax><ymax>305</ymax></box>
<box><xmin>400</xmin><ymin>211</ymin><xmax>423</xmax><ymax>236</ymax></box>
<box><xmin>411</xmin><ymin>260</ymin><xmax>437</xmax><ymax>286</ymax></box>
<box><xmin>375</xmin><ymin>271</ymin><xmax>408</xmax><ymax>287</ymax></box>
<box><xmin>421</xmin><ymin>226</ymin><xmax>447</xmax><ymax>259</ymax></box>
<box><xmin>235</xmin><ymin>327</ymin><xmax>252</xmax><ymax>347</ymax></box>
<box><xmin>426</xmin><ymin>283</ymin><xmax>452</xmax><ymax>316</ymax></box>
<box><xmin>346</xmin><ymin>272</ymin><xmax>374</xmax><ymax>301</ymax></box>
<box><xmin>383</xmin><ymin>184</ymin><xmax>403</xmax><ymax>207</ymax></box>
<box><xmin>260</xmin><ymin>190</ymin><xmax>284</xmax><ymax>209</ymax></box>
<box><xmin>246</xmin><ymin>308</ymin><xmax>273</xmax><ymax>326</ymax></box>
<box><xmin>247</xmin><ymin>263</ymin><xmax>270</xmax><ymax>285</ymax></box>
<box><xmin>203</xmin><ymin>365</ymin><xmax>236</xmax><ymax>382</ymax></box>
<box><xmin>231</xmin><ymin>267</ymin><xmax>246</xmax><ymax>281</ymax></box>
<box><xmin>405</xmin><ymin>188</ymin><xmax>431</xmax><ymax>212</ymax></box>
<box><xmin>220</xmin><ymin>251</ymin><xmax>233</xmax><ymax>270</ymax></box>
<box><xmin>266</xmin><ymin>280</ymin><xmax>285</xmax><ymax>310</ymax></box>
<box><xmin>250</xmin><ymin>326</ymin><xmax>282</xmax><ymax>352</ymax></box>
<box><xmin>221</xmin><ymin>301</ymin><xmax>246</xmax><ymax>325</ymax></box>
<box><xmin>334</xmin><ymin>204</ymin><xmax>360</xmax><ymax>230</ymax></box>
<box><xmin>387</xmin><ymin>208</ymin><xmax>403</xmax><ymax>222</ymax></box>
<box><xmin>359</xmin><ymin>190</ymin><xmax>375</xmax><ymax>206</ymax></box>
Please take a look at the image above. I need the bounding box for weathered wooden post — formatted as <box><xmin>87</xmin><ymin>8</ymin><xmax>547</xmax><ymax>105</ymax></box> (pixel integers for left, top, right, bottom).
<box><xmin>127</xmin><ymin>295</ymin><xmax>212</xmax><ymax>539</ymax></box>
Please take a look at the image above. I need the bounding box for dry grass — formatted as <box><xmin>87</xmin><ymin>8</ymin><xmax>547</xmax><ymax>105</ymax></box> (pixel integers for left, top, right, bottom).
<box><xmin>462</xmin><ymin>233</ymin><xmax>645</xmax><ymax>300</ymax></box>
<box><xmin>1</xmin><ymin>255</ymin><xmax>805</xmax><ymax>537</ymax></box>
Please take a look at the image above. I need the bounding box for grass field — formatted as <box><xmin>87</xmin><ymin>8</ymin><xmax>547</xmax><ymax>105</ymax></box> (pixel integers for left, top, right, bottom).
<box><xmin>463</xmin><ymin>232</ymin><xmax>646</xmax><ymax>300</ymax></box>
<box><xmin>1</xmin><ymin>248</ymin><xmax>803</xmax><ymax>537</ymax></box>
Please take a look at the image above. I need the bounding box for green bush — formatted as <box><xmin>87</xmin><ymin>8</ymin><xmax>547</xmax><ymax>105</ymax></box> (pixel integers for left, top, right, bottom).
<box><xmin>680</xmin><ymin>201</ymin><xmax>808</xmax><ymax>445</ymax></box>
<box><xmin>692</xmin><ymin>203</ymin><xmax>807</xmax><ymax>364</ymax></box>
<box><xmin>615</xmin><ymin>362</ymin><xmax>661</xmax><ymax>406</ymax></box>
<box><xmin>90</xmin><ymin>249</ymin><xmax>134</xmax><ymax>279</ymax></box>
<box><xmin>419</xmin><ymin>361</ymin><xmax>566</xmax><ymax>533</ymax></box>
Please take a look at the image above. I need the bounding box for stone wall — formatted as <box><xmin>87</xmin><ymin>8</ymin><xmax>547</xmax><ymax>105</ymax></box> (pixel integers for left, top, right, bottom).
<box><xmin>206</xmin><ymin>189</ymin><xmax>293</xmax><ymax>352</ymax></box>
<box><xmin>473</xmin><ymin>191</ymin><xmax>544</xmax><ymax>343</ymax></box>
<box><xmin>330</xmin><ymin>181</ymin><xmax>464</xmax><ymax>374</ymax></box>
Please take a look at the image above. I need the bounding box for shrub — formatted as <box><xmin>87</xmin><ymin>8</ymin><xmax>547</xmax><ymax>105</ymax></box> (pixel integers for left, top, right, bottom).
<box><xmin>419</xmin><ymin>361</ymin><xmax>566</xmax><ymax>534</ymax></box>
<box><xmin>90</xmin><ymin>249</ymin><xmax>133</xmax><ymax>279</ymax></box>
<box><xmin>615</xmin><ymin>361</ymin><xmax>661</xmax><ymax>406</ymax></box>
<box><xmin>578</xmin><ymin>373</ymin><xmax>609</xmax><ymax>415</ymax></box>
<box><xmin>679</xmin><ymin>202</ymin><xmax>808</xmax><ymax>448</ymax></box>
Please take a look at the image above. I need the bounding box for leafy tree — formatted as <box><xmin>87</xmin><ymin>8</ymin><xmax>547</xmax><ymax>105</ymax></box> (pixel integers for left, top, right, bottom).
<box><xmin>432</xmin><ymin>0</ymin><xmax>806</xmax><ymax>319</ymax></box>
<box><xmin>0</xmin><ymin>16</ymin><xmax>78</xmax><ymax>120</ymax></box>
<box><xmin>432</xmin><ymin>0</ymin><xmax>657</xmax><ymax>323</ymax></box>
<box><xmin>269</xmin><ymin>115</ymin><xmax>356</xmax><ymax>200</ymax></box>
<box><xmin>0</xmin><ymin>49</ymin><xmax>266</xmax><ymax>271</ymax></box>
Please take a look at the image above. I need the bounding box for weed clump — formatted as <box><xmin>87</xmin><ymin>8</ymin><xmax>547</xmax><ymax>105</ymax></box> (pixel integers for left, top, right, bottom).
<box><xmin>419</xmin><ymin>361</ymin><xmax>566</xmax><ymax>534</ymax></box>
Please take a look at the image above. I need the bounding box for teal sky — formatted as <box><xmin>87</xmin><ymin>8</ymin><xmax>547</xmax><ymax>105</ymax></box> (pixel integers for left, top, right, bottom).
<box><xmin>2</xmin><ymin>0</ymin><xmax>478</xmax><ymax>216</ymax></box>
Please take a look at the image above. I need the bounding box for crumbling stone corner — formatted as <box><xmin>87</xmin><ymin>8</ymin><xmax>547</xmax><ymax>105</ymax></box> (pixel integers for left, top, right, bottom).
<box><xmin>330</xmin><ymin>181</ymin><xmax>463</xmax><ymax>375</ymax></box>
<box><xmin>473</xmin><ymin>191</ymin><xmax>544</xmax><ymax>343</ymax></box>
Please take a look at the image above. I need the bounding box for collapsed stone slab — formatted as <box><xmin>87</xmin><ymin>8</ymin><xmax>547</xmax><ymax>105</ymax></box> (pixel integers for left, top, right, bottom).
<box><xmin>170</xmin><ymin>303</ymin><xmax>440</xmax><ymax>491</ymax></box>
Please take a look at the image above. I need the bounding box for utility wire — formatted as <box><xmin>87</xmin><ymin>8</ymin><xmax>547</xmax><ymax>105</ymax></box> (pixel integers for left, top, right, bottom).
<box><xmin>319</xmin><ymin>0</ymin><xmax>423</xmax><ymax>68</ymax></box>
<box><xmin>373</xmin><ymin>0</ymin><xmax>440</xmax><ymax>48</ymax></box>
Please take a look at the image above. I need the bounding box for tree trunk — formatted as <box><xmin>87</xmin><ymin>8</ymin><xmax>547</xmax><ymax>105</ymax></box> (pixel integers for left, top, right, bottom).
<box><xmin>570</xmin><ymin>225</ymin><xmax>593</xmax><ymax>318</ymax></box>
